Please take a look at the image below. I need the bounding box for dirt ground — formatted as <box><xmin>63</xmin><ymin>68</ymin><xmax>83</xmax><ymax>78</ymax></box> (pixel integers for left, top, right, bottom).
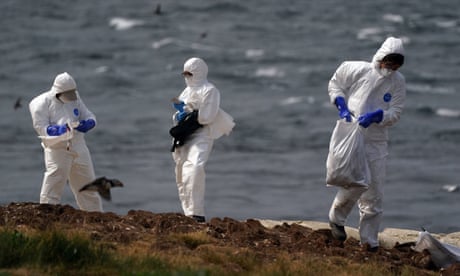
<box><xmin>1</xmin><ymin>202</ymin><xmax>459</xmax><ymax>275</ymax></box>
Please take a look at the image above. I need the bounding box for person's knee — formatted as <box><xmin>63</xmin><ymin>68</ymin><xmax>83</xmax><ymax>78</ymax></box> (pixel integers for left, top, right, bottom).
<box><xmin>359</xmin><ymin>196</ymin><xmax>383</xmax><ymax>216</ymax></box>
<box><xmin>184</xmin><ymin>161</ymin><xmax>206</xmax><ymax>172</ymax></box>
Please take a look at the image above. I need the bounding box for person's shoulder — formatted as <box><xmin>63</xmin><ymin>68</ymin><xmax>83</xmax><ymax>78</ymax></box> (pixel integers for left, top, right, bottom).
<box><xmin>205</xmin><ymin>81</ymin><xmax>216</xmax><ymax>89</ymax></box>
<box><xmin>337</xmin><ymin>61</ymin><xmax>371</xmax><ymax>76</ymax></box>
<box><xmin>341</xmin><ymin>60</ymin><xmax>370</xmax><ymax>69</ymax></box>
<box><xmin>30</xmin><ymin>90</ymin><xmax>51</xmax><ymax>103</ymax></box>
<box><xmin>392</xmin><ymin>71</ymin><xmax>405</xmax><ymax>83</ymax></box>
<box><xmin>29</xmin><ymin>90</ymin><xmax>52</xmax><ymax>108</ymax></box>
<box><xmin>204</xmin><ymin>82</ymin><xmax>219</xmax><ymax>93</ymax></box>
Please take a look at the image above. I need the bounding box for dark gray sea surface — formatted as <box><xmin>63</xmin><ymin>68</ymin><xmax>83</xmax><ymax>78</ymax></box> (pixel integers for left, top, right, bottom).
<box><xmin>1</xmin><ymin>0</ymin><xmax>459</xmax><ymax>233</ymax></box>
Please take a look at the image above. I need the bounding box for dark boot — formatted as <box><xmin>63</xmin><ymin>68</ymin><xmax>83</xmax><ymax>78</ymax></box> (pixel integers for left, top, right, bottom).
<box><xmin>361</xmin><ymin>243</ymin><xmax>379</xmax><ymax>253</ymax></box>
<box><xmin>192</xmin><ymin>215</ymin><xmax>205</xmax><ymax>223</ymax></box>
<box><xmin>329</xmin><ymin>221</ymin><xmax>347</xmax><ymax>241</ymax></box>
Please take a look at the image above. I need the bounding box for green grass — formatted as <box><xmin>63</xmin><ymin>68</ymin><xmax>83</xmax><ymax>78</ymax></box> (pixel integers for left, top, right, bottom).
<box><xmin>0</xmin><ymin>228</ymin><xmax>437</xmax><ymax>276</ymax></box>
<box><xmin>0</xmin><ymin>228</ymin><xmax>209</xmax><ymax>275</ymax></box>
<box><xmin>0</xmin><ymin>228</ymin><xmax>111</xmax><ymax>273</ymax></box>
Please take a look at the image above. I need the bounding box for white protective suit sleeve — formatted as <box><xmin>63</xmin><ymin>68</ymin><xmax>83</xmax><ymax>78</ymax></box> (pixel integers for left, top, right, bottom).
<box><xmin>328</xmin><ymin>61</ymin><xmax>368</xmax><ymax>104</ymax></box>
<box><xmin>29</xmin><ymin>93</ymin><xmax>53</xmax><ymax>137</ymax></box>
<box><xmin>76</xmin><ymin>94</ymin><xmax>97</xmax><ymax>123</ymax></box>
<box><xmin>197</xmin><ymin>86</ymin><xmax>220</xmax><ymax>125</ymax></box>
<box><xmin>380</xmin><ymin>76</ymin><xmax>405</xmax><ymax>127</ymax></box>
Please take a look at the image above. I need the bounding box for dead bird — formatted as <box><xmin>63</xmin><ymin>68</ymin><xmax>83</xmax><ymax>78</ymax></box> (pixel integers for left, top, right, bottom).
<box><xmin>79</xmin><ymin>177</ymin><xmax>124</xmax><ymax>201</ymax></box>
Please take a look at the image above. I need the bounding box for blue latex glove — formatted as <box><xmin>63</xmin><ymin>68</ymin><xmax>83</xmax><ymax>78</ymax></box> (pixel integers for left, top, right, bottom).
<box><xmin>334</xmin><ymin>96</ymin><xmax>352</xmax><ymax>122</ymax></box>
<box><xmin>47</xmin><ymin>124</ymin><xmax>68</xmax><ymax>136</ymax></box>
<box><xmin>75</xmin><ymin>119</ymin><xmax>96</xmax><ymax>133</ymax></box>
<box><xmin>358</xmin><ymin>109</ymin><xmax>383</xmax><ymax>128</ymax></box>
<box><xmin>173</xmin><ymin>101</ymin><xmax>185</xmax><ymax>112</ymax></box>
<box><xmin>175</xmin><ymin>111</ymin><xmax>188</xmax><ymax>122</ymax></box>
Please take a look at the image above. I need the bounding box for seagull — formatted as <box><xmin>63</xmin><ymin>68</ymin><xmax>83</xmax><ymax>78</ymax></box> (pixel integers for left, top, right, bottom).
<box><xmin>154</xmin><ymin>4</ymin><xmax>162</xmax><ymax>15</ymax></box>
<box><xmin>79</xmin><ymin>177</ymin><xmax>124</xmax><ymax>201</ymax></box>
<box><xmin>14</xmin><ymin>97</ymin><xmax>22</xmax><ymax>110</ymax></box>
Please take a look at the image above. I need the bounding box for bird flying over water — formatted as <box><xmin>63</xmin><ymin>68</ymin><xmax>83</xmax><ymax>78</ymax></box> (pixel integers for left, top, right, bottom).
<box><xmin>79</xmin><ymin>177</ymin><xmax>124</xmax><ymax>201</ymax></box>
<box><xmin>14</xmin><ymin>97</ymin><xmax>22</xmax><ymax>110</ymax></box>
<box><xmin>154</xmin><ymin>4</ymin><xmax>162</xmax><ymax>15</ymax></box>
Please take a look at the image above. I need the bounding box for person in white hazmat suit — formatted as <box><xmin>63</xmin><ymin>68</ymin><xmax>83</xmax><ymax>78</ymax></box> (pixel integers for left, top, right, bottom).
<box><xmin>327</xmin><ymin>37</ymin><xmax>406</xmax><ymax>251</ymax></box>
<box><xmin>29</xmin><ymin>72</ymin><xmax>103</xmax><ymax>212</ymax></box>
<box><xmin>171</xmin><ymin>57</ymin><xmax>235</xmax><ymax>223</ymax></box>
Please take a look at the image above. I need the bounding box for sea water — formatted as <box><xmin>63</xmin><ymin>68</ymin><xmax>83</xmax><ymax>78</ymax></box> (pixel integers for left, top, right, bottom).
<box><xmin>0</xmin><ymin>0</ymin><xmax>459</xmax><ymax>233</ymax></box>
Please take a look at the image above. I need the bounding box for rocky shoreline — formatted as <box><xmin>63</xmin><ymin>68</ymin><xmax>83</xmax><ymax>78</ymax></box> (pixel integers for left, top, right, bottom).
<box><xmin>258</xmin><ymin>219</ymin><xmax>460</xmax><ymax>249</ymax></box>
<box><xmin>1</xmin><ymin>202</ymin><xmax>459</xmax><ymax>275</ymax></box>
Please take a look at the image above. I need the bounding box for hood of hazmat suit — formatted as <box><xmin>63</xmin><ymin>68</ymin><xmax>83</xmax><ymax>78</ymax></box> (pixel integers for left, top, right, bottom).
<box><xmin>183</xmin><ymin>57</ymin><xmax>208</xmax><ymax>88</ymax></box>
<box><xmin>29</xmin><ymin>72</ymin><xmax>96</xmax><ymax>148</ymax></box>
<box><xmin>178</xmin><ymin>57</ymin><xmax>234</xmax><ymax>139</ymax></box>
<box><xmin>371</xmin><ymin>37</ymin><xmax>405</xmax><ymax>76</ymax></box>
<box><xmin>328</xmin><ymin>37</ymin><xmax>406</xmax><ymax>143</ymax></box>
<box><xmin>52</xmin><ymin>72</ymin><xmax>77</xmax><ymax>94</ymax></box>
<box><xmin>52</xmin><ymin>72</ymin><xmax>78</xmax><ymax>103</ymax></box>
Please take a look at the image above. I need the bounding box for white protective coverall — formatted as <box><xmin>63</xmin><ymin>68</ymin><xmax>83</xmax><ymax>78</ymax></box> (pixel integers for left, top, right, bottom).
<box><xmin>172</xmin><ymin>57</ymin><xmax>235</xmax><ymax>217</ymax></box>
<box><xmin>328</xmin><ymin>37</ymin><xmax>406</xmax><ymax>247</ymax></box>
<box><xmin>29</xmin><ymin>72</ymin><xmax>102</xmax><ymax>211</ymax></box>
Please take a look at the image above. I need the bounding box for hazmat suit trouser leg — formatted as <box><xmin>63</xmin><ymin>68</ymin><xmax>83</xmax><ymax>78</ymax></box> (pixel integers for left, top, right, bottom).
<box><xmin>41</xmin><ymin>148</ymin><xmax>71</xmax><ymax>205</ymax></box>
<box><xmin>68</xmin><ymin>145</ymin><xmax>103</xmax><ymax>212</ymax></box>
<box><xmin>173</xmin><ymin>135</ymin><xmax>213</xmax><ymax>217</ymax></box>
<box><xmin>357</xmin><ymin>156</ymin><xmax>386</xmax><ymax>248</ymax></box>
<box><xmin>329</xmin><ymin>143</ymin><xmax>387</xmax><ymax>248</ymax></box>
<box><xmin>329</xmin><ymin>186</ymin><xmax>367</xmax><ymax>227</ymax></box>
<box><xmin>41</xmin><ymin>147</ymin><xmax>102</xmax><ymax>212</ymax></box>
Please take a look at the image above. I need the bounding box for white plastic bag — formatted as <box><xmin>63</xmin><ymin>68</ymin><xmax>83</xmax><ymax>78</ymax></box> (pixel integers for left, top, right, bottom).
<box><xmin>39</xmin><ymin>129</ymin><xmax>74</xmax><ymax>147</ymax></box>
<box><xmin>326</xmin><ymin>120</ymin><xmax>370</xmax><ymax>188</ymax></box>
<box><xmin>413</xmin><ymin>231</ymin><xmax>460</xmax><ymax>269</ymax></box>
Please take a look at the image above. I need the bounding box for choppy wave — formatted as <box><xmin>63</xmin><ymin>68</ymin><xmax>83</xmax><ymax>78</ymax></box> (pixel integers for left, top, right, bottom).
<box><xmin>383</xmin><ymin>14</ymin><xmax>404</xmax><ymax>23</ymax></box>
<box><xmin>254</xmin><ymin>67</ymin><xmax>285</xmax><ymax>78</ymax></box>
<box><xmin>1</xmin><ymin>0</ymin><xmax>460</xmax><ymax>233</ymax></box>
<box><xmin>151</xmin><ymin>37</ymin><xmax>219</xmax><ymax>52</ymax></box>
<box><xmin>434</xmin><ymin>20</ymin><xmax>457</xmax><ymax>29</ymax></box>
<box><xmin>407</xmin><ymin>84</ymin><xmax>455</xmax><ymax>95</ymax></box>
<box><xmin>436</xmin><ymin>108</ymin><xmax>460</xmax><ymax>118</ymax></box>
<box><xmin>109</xmin><ymin>17</ymin><xmax>145</xmax><ymax>31</ymax></box>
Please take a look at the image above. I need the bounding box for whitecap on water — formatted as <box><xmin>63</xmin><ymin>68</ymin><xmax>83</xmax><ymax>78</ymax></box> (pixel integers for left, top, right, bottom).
<box><xmin>280</xmin><ymin>96</ymin><xmax>303</xmax><ymax>105</ymax></box>
<box><xmin>151</xmin><ymin>38</ymin><xmax>219</xmax><ymax>52</ymax></box>
<box><xmin>435</xmin><ymin>20</ymin><xmax>457</xmax><ymax>29</ymax></box>
<box><xmin>245</xmin><ymin>49</ymin><xmax>265</xmax><ymax>59</ymax></box>
<box><xmin>109</xmin><ymin>17</ymin><xmax>144</xmax><ymax>31</ymax></box>
<box><xmin>280</xmin><ymin>96</ymin><xmax>316</xmax><ymax>106</ymax></box>
<box><xmin>356</xmin><ymin>27</ymin><xmax>384</xmax><ymax>41</ymax></box>
<box><xmin>151</xmin><ymin>38</ymin><xmax>175</xmax><ymax>49</ymax></box>
<box><xmin>436</xmin><ymin>108</ymin><xmax>460</xmax><ymax>118</ymax></box>
<box><xmin>407</xmin><ymin>83</ymin><xmax>454</xmax><ymax>95</ymax></box>
<box><xmin>383</xmin><ymin>14</ymin><xmax>404</xmax><ymax>23</ymax></box>
<box><xmin>95</xmin><ymin>66</ymin><xmax>109</xmax><ymax>74</ymax></box>
<box><xmin>442</xmin><ymin>185</ymin><xmax>459</xmax><ymax>193</ymax></box>
<box><xmin>255</xmin><ymin>67</ymin><xmax>285</xmax><ymax>78</ymax></box>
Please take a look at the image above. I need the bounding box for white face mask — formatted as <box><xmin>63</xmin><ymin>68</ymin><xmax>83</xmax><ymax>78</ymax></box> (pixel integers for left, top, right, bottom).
<box><xmin>380</xmin><ymin>68</ymin><xmax>394</xmax><ymax>77</ymax></box>
<box><xmin>184</xmin><ymin>76</ymin><xmax>193</xmax><ymax>87</ymax></box>
<box><xmin>57</xmin><ymin>90</ymin><xmax>77</xmax><ymax>103</ymax></box>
